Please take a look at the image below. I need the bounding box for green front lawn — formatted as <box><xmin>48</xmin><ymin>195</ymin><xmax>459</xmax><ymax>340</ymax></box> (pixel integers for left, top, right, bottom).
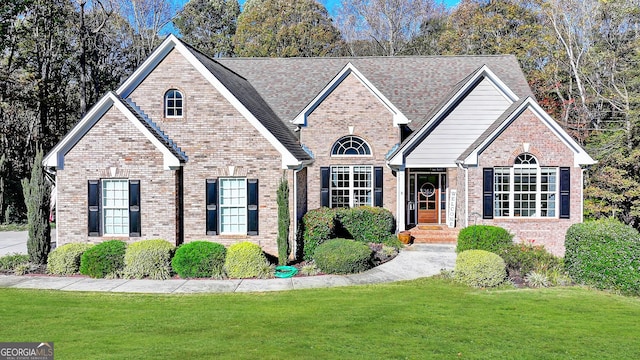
<box><xmin>1</xmin><ymin>278</ymin><xmax>639</xmax><ymax>359</ymax></box>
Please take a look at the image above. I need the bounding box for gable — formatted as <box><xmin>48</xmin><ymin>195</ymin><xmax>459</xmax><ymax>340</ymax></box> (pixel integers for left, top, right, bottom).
<box><xmin>293</xmin><ymin>63</ymin><xmax>408</xmax><ymax>127</ymax></box>
<box><xmin>117</xmin><ymin>35</ymin><xmax>311</xmax><ymax>168</ymax></box>
<box><xmin>404</xmin><ymin>77</ymin><xmax>513</xmax><ymax>167</ymax></box>
<box><xmin>387</xmin><ymin>67</ymin><xmax>519</xmax><ymax>168</ymax></box>
<box><xmin>462</xmin><ymin>98</ymin><xmax>595</xmax><ymax>167</ymax></box>
<box><xmin>43</xmin><ymin>92</ymin><xmax>185</xmax><ymax>170</ymax></box>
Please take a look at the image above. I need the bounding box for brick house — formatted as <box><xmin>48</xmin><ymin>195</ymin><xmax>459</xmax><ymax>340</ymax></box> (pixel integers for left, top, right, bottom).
<box><xmin>44</xmin><ymin>35</ymin><xmax>594</xmax><ymax>256</ymax></box>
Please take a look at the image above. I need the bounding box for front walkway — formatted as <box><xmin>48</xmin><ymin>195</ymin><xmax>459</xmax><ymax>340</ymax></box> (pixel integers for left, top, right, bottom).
<box><xmin>0</xmin><ymin>244</ymin><xmax>456</xmax><ymax>294</ymax></box>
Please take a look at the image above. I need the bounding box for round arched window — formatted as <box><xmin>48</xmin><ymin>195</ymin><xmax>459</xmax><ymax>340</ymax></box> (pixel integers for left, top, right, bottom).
<box><xmin>331</xmin><ymin>136</ymin><xmax>371</xmax><ymax>156</ymax></box>
<box><xmin>514</xmin><ymin>153</ymin><xmax>537</xmax><ymax>165</ymax></box>
<box><xmin>165</xmin><ymin>89</ymin><xmax>183</xmax><ymax>117</ymax></box>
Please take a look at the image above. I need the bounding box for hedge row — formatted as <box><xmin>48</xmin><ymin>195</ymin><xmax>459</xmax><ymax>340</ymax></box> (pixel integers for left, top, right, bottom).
<box><xmin>46</xmin><ymin>240</ymin><xmax>275</xmax><ymax>280</ymax></box>
<box><xmin>300</xmin><ymin>206</ymin><xmax>396</xmax><ymax>261</ymax></box>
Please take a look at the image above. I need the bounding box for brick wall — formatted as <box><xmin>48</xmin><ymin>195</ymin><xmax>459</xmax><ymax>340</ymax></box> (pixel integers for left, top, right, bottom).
<box><xmin>467</xmin><ymin>108</ymin><xmax>584</xmax><ymax>255</ymax></box>
<box><xmin>125</xmin><ymin>49</ymin><xmax>289</xmax><ymax>255</ymax></box>
<box><xmin>58</xmin><ymin>106</ymin><xmax>178</xmax><ymax>245</ymax></box>
<box><xmin>301</xmin><ymin>72</ymin><xmax>399</xmax><ymax>216</ymax></box>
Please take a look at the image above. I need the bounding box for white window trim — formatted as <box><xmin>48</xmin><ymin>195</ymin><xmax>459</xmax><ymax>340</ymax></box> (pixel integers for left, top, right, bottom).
<box><xmin>101</xmin><ymin>179</ymin><xmax>129</xmax><ymax>236</ymax></box>
<box><xmin>330</xmin><ymin>165</ymin><xmax>374</xmax><ymax>208</ymax></box>
<box><xmin>218</xmin><ymin>177</ymin><xmax>247</xmax><ymax>235</ymax></box>
<box><xmin>494</xmin><ymin>165</ymin><xmax>559</xmax><ymax>219</ymax></box>
<box><xmin>165</xmin><ymin>89</ymin><xmax>184</xmax><ymax>118</ymax></box>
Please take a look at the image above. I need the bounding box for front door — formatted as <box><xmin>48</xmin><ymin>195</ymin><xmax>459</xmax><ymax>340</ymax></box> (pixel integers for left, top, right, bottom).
<box><xmin>417</xmin><ymin>174</ymin><xmax>440</xmax><ymax>223</ymax></box>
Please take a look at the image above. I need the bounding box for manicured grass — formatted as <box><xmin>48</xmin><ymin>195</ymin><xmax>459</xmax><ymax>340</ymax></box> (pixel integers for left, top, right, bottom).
<box><xmin>0</xmin><ymin>278</ymin><xmax>639</xmax><ymax>359</ymax></box>
<box><xmin>0</xmin><ymin>223</ymin><xmax>28</xmax><ymax>232</ymax></box>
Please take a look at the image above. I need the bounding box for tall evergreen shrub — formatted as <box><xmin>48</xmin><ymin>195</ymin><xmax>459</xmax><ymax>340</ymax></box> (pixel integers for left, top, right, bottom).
<box><xmin>21</xmin><ymin>148</ymin><xmax>51</xmax><ymax>265</ymax></box>
<box><xmin>277</xmin><ymin>174</ymin><xmax>290</xmax><ymax>265</ymax></box>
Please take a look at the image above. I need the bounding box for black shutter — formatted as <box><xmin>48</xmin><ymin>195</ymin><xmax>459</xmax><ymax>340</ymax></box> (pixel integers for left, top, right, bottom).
<box><xmin>483</xmin><ymin>168</ymin><xmax>494</xmax><ymax>219</ymax></box>
<box><xmin>206</xmin><ymin>179</ymin><xmax>218</xmax><ymax>235</ymax></box>
<box><xmin>129</xmin><ymin>180</ymin><xmax>141</xmax><ymax>237</ymax></box>
<box><xmin>374</xmin><ymin>166</ymin><xmax>383</xmax><ymax>207</ymax></box>
<box><xmin>320</xmin><ymin>167</ymin><xmax>330</xmax><ymax>207</ymax></box>
<box><xmin>247</xmin><ymin>179</ymin><xmax>259</xmax><ymax>236</ymax></box>
<box><xmin>88</xmin><ymin>180</ymin><xmax>100</xmax><ymax>236</ymax></box>
<box><xmin>559</xmin><ymin>167</ymin><xmax>570</xmax><ymax>219</ymax></box>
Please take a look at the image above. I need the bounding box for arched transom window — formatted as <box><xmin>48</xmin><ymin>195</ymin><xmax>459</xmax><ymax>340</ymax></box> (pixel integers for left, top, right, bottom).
<box><xmin>165</xmin><ymin>89</ymin><xmax>183</xmax><ymax>117</ymax></box>
<box><xmin>331</xmin><ymin>136</ymin><xmax>371</xmax><ymax>156</ymax></box>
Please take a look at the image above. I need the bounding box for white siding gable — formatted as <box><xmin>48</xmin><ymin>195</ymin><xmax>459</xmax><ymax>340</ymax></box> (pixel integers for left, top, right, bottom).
<box><xmin>405</xmin><ymin>78</ymin><xmax>513</xmax><ymax>167</ymax></box>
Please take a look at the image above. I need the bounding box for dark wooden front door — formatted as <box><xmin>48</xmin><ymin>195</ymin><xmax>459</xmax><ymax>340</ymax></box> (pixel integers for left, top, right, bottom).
<box><xmin>417</xmin><ymin>174</ymin><xmax>439</xmax><ymax>223</ymax></box>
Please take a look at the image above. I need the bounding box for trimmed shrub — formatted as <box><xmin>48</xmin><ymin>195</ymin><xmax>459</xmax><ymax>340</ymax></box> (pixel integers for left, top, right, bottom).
<box><xmin>337</xmin><ymin>206</ymin><xmax>395</xmax><ymax>243</ymax></box>
<box><xmin>224</xmin><ymin>242</ymin><xmax>269</xmax><ymax>278</ymax></box>
<box><xmin>565</xmin><ymin>218</ymin><xmax>640</xmax><ymax>295</ymax></box>
<box><xmin>79</xmin><ymin>240</ymin><xmax>127</xmax><ymax>278</ymax></box>
<box><xmin>500</xmin><ymin>242</ymin><xmax>563</xmax><ymax>277</ymax></box>
<box><xmin>123</xmin><ymin>239</ymin><xmax>175</xmax><ymax>280</ymax></box>
<box><xmin>47</xmin><ymin>243</ymin><xmax>93</xmax><ymax>275</ymax></box>
<box><xmin>0</xmin><ymin>253</ymin><xmax>30</xmax><ymax>272</ymax></box>
<box><xmin>313</xmin><ymin>238</ymin><xmax>373</xmax><ymax>274</ymax></box>
<box><xmin>172</xmin><ymin>241</ymin><xmax>226</xmax><ymax>278</ymax></box>
<box><xmin>301</xmin><ymin>207</ymin><xmax>336</xmax><ymax>261</ymax></box>
<box><xmin>456</xmin><ymin>225</ymin><xmax>513</xmax><ymax>254</ymax></box>
<box><xmin>454</xmin><ymin>250</ymin><xmax>507</xmax><ymax>288</ymax></box>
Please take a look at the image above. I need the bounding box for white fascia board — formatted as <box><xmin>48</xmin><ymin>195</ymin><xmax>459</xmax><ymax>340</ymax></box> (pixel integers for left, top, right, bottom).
<box><xmin>463</xmin><ymin>98</ymin><xmax>597</xmax><ymax>167</ymax></box>
<box><xmin>175</xmin><ymin>44</ymin><xmax>301</xmax><ymax>169</ymax></box>
<box><xmin>292</xmin><ymin>62</ymin><xmax>409</xmax><ymax>127</ymax></box>
<box><xmin>116</xmin><ymin>35</ymin><xmax>176</xmax><ymax>97</ymax></box>
<box><xmin>116</xmin><ymin>34</ymin><xmax>301</xmax><ymax>169</ymax></box>
<box><xmin>109</xmin><ymin>93</ymin><xmax>182</xmax><ymax>170</ymax></box>
<box><xmin>387</xmin><ymin>65</ymin><xmax>518</xmax><ymax>166</ymax></box>
<box><xmin>43</xmin><ymin>94</ymin><xmax>114</xmax><ymax>169</ymax></box>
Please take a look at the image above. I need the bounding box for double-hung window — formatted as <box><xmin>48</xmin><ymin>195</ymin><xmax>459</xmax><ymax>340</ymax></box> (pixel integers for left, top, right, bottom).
<box><xmin>102</xmin><ymin>179</ymin><xmax>129</xmax><ymax>235</ymax></box>
<box><xmin>219</xmin><ymin>178</ymin><xmax>247</xmax><ymax>234</ymax></box>
<box><xmin>492</xmin><ymin>154</ymin><xmax>558</xmax><ymax>218</ymax></box>
<box><xmin>330</xmin><ymin>165</ymin><xmax>373</xmax><ymax>208</ymax></box>
<box><xmin>88</xmin><ymin>179</ymin><xmax>141</xmax><ymax>237</ymax></box>
<box><xmin>205</xmin><ymin>178</ymin><xmax>259</xmax><ymax>236</ymax></box>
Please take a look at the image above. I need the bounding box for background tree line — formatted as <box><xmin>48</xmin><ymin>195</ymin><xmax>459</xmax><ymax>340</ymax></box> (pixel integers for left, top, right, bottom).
<box><xmin>1</xmin><ymin>0</ymin><xmax>639</xmax><ymax>229</ymax></box>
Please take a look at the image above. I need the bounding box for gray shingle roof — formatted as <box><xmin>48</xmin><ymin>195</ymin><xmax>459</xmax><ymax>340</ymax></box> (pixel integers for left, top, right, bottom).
<box><xmin>181</xmin><ymin>43</ymin><xmax>312</xmax><ymax>162</ymax></box>
<box><xmin>115</xmin><ymin>92</ymin><xmax>188</xmax><ymax>162</ymax></box>
<box><xmin>217</xmin><ymin>56</ymin><xmax>533</xmax><ymax>130</ymax></box>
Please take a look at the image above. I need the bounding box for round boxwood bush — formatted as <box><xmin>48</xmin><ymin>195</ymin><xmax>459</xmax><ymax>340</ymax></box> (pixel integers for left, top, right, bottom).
<box><xmin>172</xmin><ymin>241</ymin><xmax>227</xmax><ymax>278</ymax></box>
<box><xmin>123</xmin><ymin>239</ymin><xmax>175</xmax><ymax>280</ymax></box>
<box><xmin>79</xmin><ymin>240</ymin><xmax>127</xmax><ymax>278</ymax></box>
<box><xmin>565</xmin><ymin>218</ymin><xmax>640</xmax><ymax>295</ymax></box>
<box><xmin>47</xmin><ymin>243</ymin><xmax>94</xmax><ymax>275</ymax></box>
<box><xmin>456</xmin><ymin>225</ymin><xmax>513</xmax><ymax>254</ymax></box>
<box><xmin>313</xmin><ymin>238</ymin><xmax>373</xmax><ymax>274</ymax></box>
<box><xmin>454</xmin><ymin>249</ymin><xmax>507</xmax><ymax>288</ymax></box>
<box><xmin>224</xmin><ymin>242</ymin><xmax>269</xmax><ymax>278</ymax></box>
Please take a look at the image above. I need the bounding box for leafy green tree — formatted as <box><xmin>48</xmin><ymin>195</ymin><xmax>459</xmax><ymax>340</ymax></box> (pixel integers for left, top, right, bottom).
<box><xmin>233</xmin><ymin>0</ymin><xmax>342</xmax><ymax>57</ymax></box>
<box><xmin>173</xmin><ymin>0</ymin><xmax>240</xmax><ymax>57</ymax></box>
<box><xmin>22</xmin><ymin>148</ymin><xmax>51</xmax><ymax>265</ymax></box>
